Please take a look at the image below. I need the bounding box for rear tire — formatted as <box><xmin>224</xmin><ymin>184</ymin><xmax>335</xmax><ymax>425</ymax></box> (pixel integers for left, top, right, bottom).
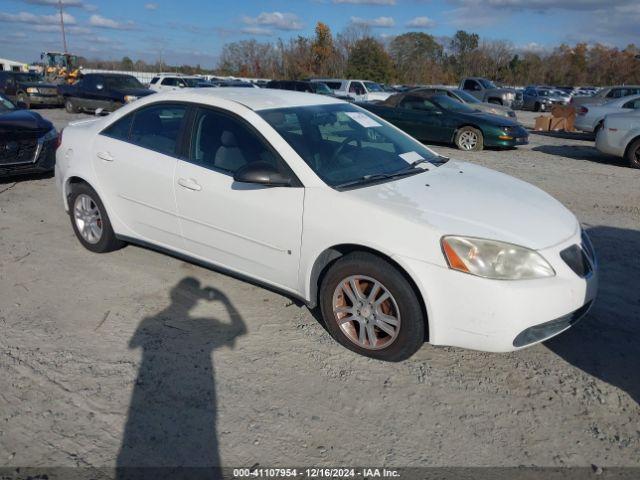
<box><xmin>319</xmin><ymin>252</ymin><xmax>425</xmax><ymax>362</ymax></box>
<box><xmin>65</xmin><ymin>98</ymin><xmax>78</xmax><ymax>113</ymax></box>
<box><xmin>454</xmin><ymin>126</ymin><xmax>484</xmax><ymax>151</ymax></box>
<box><xmin>534</xmin><ymin>102</ymin><xmax>542</xmax><ymax>112</ymax></box>
<box><xmin>626</xmin><ymin>139</ymin><xmax>640</xmax><ymax>169</ymax></box>
<box><xmin>68</xmin><ymin>183</ymin><xmax>125</xmax><ymax>253</ymax></box>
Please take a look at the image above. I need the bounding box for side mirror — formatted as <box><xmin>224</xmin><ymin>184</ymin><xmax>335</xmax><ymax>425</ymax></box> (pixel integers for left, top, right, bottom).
<box><xmin>233</xmin><ymin>161</ymin><xmax>292</xmax><ymax>187</ymax></box>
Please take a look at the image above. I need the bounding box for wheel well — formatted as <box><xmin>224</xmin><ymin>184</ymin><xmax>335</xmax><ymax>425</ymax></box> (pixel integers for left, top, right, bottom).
<box><xmin>64</xmin><ymin>176</ymin><xmax>91</xmax><ymax>208</ymax></box>
<box><xmin>624</xmin><ymin>135</ymin><xmax>640</xmax><ymax>159</ymax></box>
<box><xmin>309</xmin><ymin>244</ymin><xmax>430</xmax><ymax>341</ymax></box>
<box><xmin>488</xmin><ymin>98</ymin><xmax>503</xmax><ymax>105</ymax></box>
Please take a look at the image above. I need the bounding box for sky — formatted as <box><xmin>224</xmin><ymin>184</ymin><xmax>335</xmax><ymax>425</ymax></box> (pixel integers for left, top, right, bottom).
<box><xmin>1</xmin><ymin>0</ymin><xmax>639</xmax><ymax>68</ymax></box>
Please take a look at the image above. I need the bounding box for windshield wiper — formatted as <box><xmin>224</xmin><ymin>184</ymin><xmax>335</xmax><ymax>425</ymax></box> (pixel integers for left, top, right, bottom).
<box><xmin>335</xmin><ymin>165</ymin><xmax>427</xmax><ymax>189</ymax></box>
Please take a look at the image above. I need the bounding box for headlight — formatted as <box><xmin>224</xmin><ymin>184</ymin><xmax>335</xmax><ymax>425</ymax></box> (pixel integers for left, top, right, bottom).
<box><xmin>26</xmin><ymin>87</ymin><xmax>39</xmax><ymax>94</ymax></box>
<box><xmin>124</xmin><ymin>95</ymin><xmax>138</xmax><ymax>103</ymax></box>
<box><xmin>441</xmin><ymin>236</ymin><xmax>555</xmax><ymax>280</ymax></box>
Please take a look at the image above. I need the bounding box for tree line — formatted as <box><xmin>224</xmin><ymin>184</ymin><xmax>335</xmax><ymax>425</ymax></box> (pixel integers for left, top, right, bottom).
<box><xmin>216</xmin><ymin>23</ymin><xmax>640</xmax><ymax>87</ymax></box>
<box><xmin>83</xmin><ymin>23</ymin><xmax>640</xmax><ymax>87</ymax></box>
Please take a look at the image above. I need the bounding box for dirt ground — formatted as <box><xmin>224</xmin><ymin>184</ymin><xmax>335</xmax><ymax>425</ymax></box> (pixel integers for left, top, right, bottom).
<box><xmin>0</xmin><ymin>108</ymin><xmax>639</xmax><ymax>470</ymax></box>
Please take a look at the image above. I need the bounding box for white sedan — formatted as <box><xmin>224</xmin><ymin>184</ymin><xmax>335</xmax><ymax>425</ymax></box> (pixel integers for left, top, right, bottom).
<box><xmin>575</xmin><ymin>95</ymin><xmax>640</xmax><ymax>133</ymax></box>
<box><xmin>55</xmin><ymin>88</ymin><xmax>598</xmax><ymax>361</ymax></box>
<box><xmin>596</xmin><ymin>110</ymin><xmax>640</xmax><ymax>169</ymax></box>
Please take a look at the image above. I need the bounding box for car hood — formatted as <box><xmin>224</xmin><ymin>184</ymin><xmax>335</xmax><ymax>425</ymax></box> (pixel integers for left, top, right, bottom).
<box><xmin>457</xmin><ymin>110</ymin><xmax>520</xmax><ymax>127</ymax></box>
<box><xmin>344</xmin><ymin>160</ymin><xmax>578</xmax><ymax>250</ymax></box>
<box><xmin>472</xmin><ymin>103</ymin><xmax>512</xmax><ymax>117</ymax></box>
<box><xmin>0</xmin><ymin>109</ymin><xmax>53</xmax><ymax>133</ymax></box>
<box><xmin>367</xmin><ymin>92</ymin><xmax>393</xmax><ymax>101</ymax></box>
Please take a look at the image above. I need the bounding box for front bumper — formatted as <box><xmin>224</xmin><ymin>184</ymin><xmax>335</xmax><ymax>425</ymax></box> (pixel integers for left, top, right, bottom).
<box><xmin>595</xmin><ymin>130</ymin><xmax>624</xmax><ymax>158</ymax></box>
<box><xmin>485</xmin><ymin>126</ymin><xmax>529</xmax><ymax>148</ymax></box>
<box><xmin>396</xmin><ymin>228</ymin><xmax>598</xmax><ymax>352</ymax></box>
<box><xmin>0</xmin><ymin>132</ymin><xmax>57</xmax><ymax>177</ymax></box>
<box><xmin>26</xmin><ymin>94</ymin><xmax>64</xmax><ymax>106</ymax></box>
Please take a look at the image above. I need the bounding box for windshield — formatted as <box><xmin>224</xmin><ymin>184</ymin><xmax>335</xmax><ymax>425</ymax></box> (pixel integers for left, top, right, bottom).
<box><xmin>14</xmin><ymin>73</ymin><xmax>43</xmax><ymax>83</ymax></box>
<box><xmin>431</xmin><ymin>95</ymin><xmax>477</xmax><ymax>113</ymax></box>
<box><xmin>363</xmin><ymin>81</ymin><xmax>384</xmax><ymax>92</ymax></box>
<box><xmin>479</xmin><ymin>79</ymin><xmax>497</xmax><ymax>89</ymax></box>
<box><xmin>452</xmin><ymin>89</ymin><xmax>481</xmax><ymax>104</ymax></box>
<box><xmin>313</xmin><ymin>82</ymin><xmax>332</xmax><ymax>94</ymax></box>
<box><xmin>0</xmin><ymin>96</ymin><xmax>15</xmax><ymax>112</ymax></box>
<box><xmin>104</xmin><ymin>76</ymin><xmax>144</xmax><ymax>90</ymax></box>
<box><xmin>259</xmin><ymin>103</ymin><xmax>442</xmax><ymax>188</ymax></box>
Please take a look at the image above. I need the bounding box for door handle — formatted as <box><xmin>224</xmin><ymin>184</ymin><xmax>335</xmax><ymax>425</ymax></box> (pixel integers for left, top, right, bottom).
<box><xmin>97</xmin><ymin>151</ymin><xmax>114</xmax><ymax>162</ymax></box>
<box><xmin>177</xmin><ymin>177</ymin><xmax>202</xmax><ymax>191</ymax></box>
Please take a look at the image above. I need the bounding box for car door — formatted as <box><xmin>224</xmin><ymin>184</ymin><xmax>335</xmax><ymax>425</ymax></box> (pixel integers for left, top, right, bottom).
<box><xmin>396</xmin><ymin>95</ymin><xmax>448</xmax><ymax>142</ymax></box>
<box><xmin>92</xmin><ymin>102</ymin><xmax>188</xmax><ymax>249</ymax></box>
<box><xmin>174</xmin><ymin>106</ymin><xmax>305</xmax><ymax>291</ymax></box>
<box><xmin>348</xmin><ymin>82</ymin><xmax>367</xmax><ymax>102</ymax></box>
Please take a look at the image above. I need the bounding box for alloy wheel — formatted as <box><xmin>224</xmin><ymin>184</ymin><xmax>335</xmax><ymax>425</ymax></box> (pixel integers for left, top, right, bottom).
<box><xmin>332</xmin><ymin>275</ymin><xmax>401</xmax><ymax>350</ymax></box>
<box><xmin>458</xmin><ymin>131</ymin><xmax>478</xmax><ymax>150</ymax></box>
<box><xmin>74</xmin><ymin>194</ymin><xmax>103</xmax><ymax>244</ymax></box>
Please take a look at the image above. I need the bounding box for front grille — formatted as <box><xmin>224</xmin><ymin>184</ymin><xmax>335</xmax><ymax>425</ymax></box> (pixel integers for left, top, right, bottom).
<box><xmin>37</xmin><ymin>88</ymin><xmax>59</xmax><ymax>96</ymax></box>
<box><xmin>0</xmin><ymin>139</ymin><xmax>38</xmax><ymax>165</ymax></box>
<box><xmin>560</xmin><ymin>244</ymin><xmax>592</xmax><ymax>277</ymax></box>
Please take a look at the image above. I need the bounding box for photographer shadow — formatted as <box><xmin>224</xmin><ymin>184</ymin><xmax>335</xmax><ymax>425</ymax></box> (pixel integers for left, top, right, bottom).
<box><xmin>117</xmin><ymin>277</ymin><xmax>247</xmax><ymax>479</ymax></box>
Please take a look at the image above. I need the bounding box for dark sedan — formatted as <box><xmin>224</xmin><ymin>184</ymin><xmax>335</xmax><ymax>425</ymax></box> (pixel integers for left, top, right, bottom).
<box><xmin>0</xmin><ymin>95</ymin><xmax>58</xmax><ymax>177</ymax></box>
<box><xmin>60</xmin><ymin>73</ymin><xmax>155</xmax><ymax>113</ymax></box>
<box><xmin>359</xmin><ymin>91</ymin><xmax>528</xmax><ymax>151</ymax></box>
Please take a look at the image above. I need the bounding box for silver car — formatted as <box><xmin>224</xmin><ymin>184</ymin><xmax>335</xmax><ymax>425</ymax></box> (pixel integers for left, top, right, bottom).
<box><xmin>522</xmin><ymin>87</ymin><xmax>570</xmax><ymax>112</ymax></box>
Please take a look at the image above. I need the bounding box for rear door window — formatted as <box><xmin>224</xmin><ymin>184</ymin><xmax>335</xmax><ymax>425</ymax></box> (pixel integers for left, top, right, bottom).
<box><xmin>129</xmin><ymin>104</ymin><xmax>187</xmax><ymax>156</ymax></box>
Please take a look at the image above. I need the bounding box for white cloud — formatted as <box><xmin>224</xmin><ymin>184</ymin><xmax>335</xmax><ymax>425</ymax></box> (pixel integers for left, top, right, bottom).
<box><xmin>334</xmin><ymin>0</ymin><xmax>396</xmax><ymax>4</ymax></box>
<box><xmin>242</xmin><ymin>11</ymin><xmax>304</xmax><ymax>31</ymax></box>
<box><xmin>406</xmin><ymin>16</ymin><xmax>436</xmax><ymax>28</ymax></box>
<box><xmin>240</xmin><ymin>27</ymin><xmax>274</xmax><ymax>36</ymax></box>
<box><xmin>23</xmin><ymin>0</ymin><xmax>97</xmax><ymax>10</ymax></box>
<box><xmin>0</xmin><ymin>11</ymin><xmax>76</xmax><ymax>25</ymax></box>
<box><xmin>144</xmin><ymin>3</ymin><xmax>158</xmax><ymax>10</ymax></box>
<box><xmin>350</xmin><ymin>16</ymin><xmax>395</xmax><ymax>27</ymax></box>
<box><xmin>89</xmin><ymin>14</ymin><xmax>134</xmax><ymax>30</ymax></box>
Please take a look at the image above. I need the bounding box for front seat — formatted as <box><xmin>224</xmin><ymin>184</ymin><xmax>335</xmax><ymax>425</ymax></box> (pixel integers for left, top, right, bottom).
<box><xmin>214</xmin><ymin>130</ymin><xmax>247</xmax><ymax>172</ymax></box>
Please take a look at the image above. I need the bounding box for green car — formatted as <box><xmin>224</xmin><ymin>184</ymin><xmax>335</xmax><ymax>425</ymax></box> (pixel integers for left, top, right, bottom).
<box><xmin>359</xmin><ymin>90</ymin><xmax>528</xmax><ymax>151</ymax></box>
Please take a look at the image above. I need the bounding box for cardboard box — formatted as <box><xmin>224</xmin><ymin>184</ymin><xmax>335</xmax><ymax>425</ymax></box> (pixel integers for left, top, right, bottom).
<box><xmin>551</xmin><ymin>105</ymin><xmax>576</xmax><ymax>118</ymax></box>
<box><xmin>550</xmin><ymin>117</ymin><xmax>566</xmax><ymax>131</ymax></box>
<box><xmin>534</xmin><ymin>115</ymin><xmax>552</xmax><ymax>131</ymax></box>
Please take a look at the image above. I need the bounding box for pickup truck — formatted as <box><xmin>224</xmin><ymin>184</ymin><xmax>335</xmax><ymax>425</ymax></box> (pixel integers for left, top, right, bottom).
<box><xmin>59</xmin><ymin>73</ymin><xmax>154</xmax><ymax>113</ymax></box>
<box><xmin>0</xmin><ymin>71</ymin><xmax>63</xmax><ymax>108</ymax></box>
<box><xmin>310</xmin><ymin>79</ymin><xmax>392</xmax><ymax>102</ymax></box>
<box><xmin>460</xmin><ymin>77</ymin><xmax>516</xmax><ymax>108</ymax></box>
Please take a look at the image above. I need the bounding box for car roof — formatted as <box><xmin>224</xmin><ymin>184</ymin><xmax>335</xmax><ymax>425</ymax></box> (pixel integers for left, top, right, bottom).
<box><xmin>154</xmin><ymin>87</ymin><xmax>344</xmax><ymax>111</ymax></box>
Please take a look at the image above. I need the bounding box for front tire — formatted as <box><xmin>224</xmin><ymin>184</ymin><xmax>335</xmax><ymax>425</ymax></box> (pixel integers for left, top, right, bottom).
<box><xmin>626</xmin><ymin>139</ymin><xmax>640</xmax><ymax>169</ymax></box>
<box><xmin>17</xmin><ymin>92</ymin><xmax>30</xmax><ymax>109</ymax></box>
<box><xmin>68</xmin><ymin>183</ymin><xmax>124</xmax><ymax>253</ymax></box>
<box><xmin>454</xmin><ymin>126</ymin><xmax>484</xmax><ymax>151</ymax></box>
<box><xmin>319</xmin><ymin>252</ymin><xmax>425</xmax><ymax>361</ymax></box>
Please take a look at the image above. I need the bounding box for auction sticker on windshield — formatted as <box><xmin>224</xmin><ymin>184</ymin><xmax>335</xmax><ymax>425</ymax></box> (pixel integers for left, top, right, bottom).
<box><xmin>344</xmin><ymin>112</ymin><xmax>382</xmax><ymax>128</ymax></box>
<box><xmin>399</xmin><ymin>151</ymin><xmax>424</xmax><ymax>163</ymax></box>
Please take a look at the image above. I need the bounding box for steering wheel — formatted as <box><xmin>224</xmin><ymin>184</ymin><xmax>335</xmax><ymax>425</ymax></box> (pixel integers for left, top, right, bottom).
<box><xmin>330</xmin><ymin>132</ymin><xmax>363</xmax><ymax>164</ymax></box>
